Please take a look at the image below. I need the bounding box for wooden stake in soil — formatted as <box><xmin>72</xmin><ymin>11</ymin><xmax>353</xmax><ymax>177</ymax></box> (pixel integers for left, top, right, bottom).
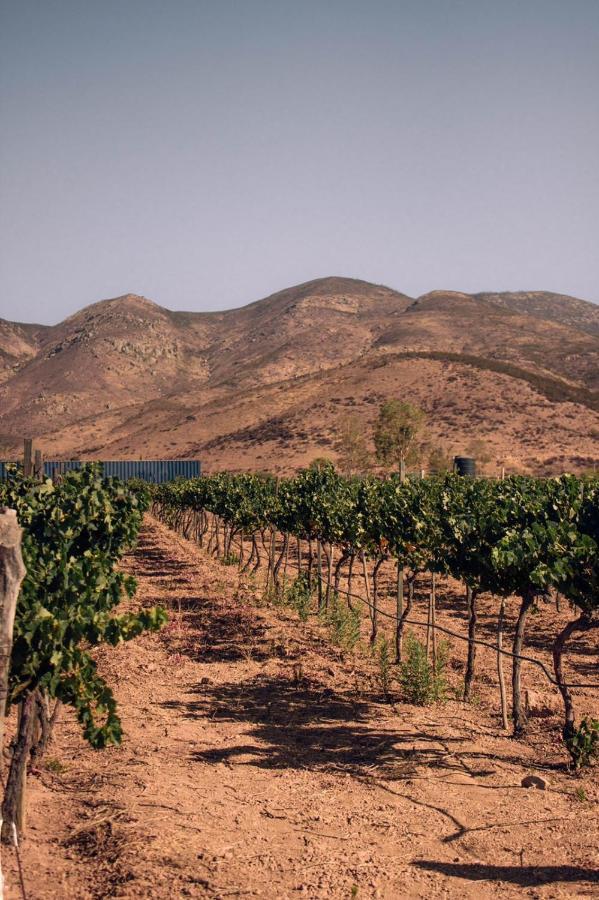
<box><xmin>512</xmin><ymin>590</ymin><xmax>535</xmax><ymax>736</ymax></box>
<box><xmin>395</xmin><ymin>460</ymin><xmax>407</xmax><ymax>662</ymax></box>
<box><xmin>316</xmin><ymin>540</ymin><xmax>323</xmax><ymax>611</ymax></box>
<box><xmin>267</xmin><ymin>526</ymin><xmax>276</xmax><ymax>593</ymax></box>
<box><xmin>0</xmin><ymin>516</ymin><xmax>25</xmax><ymax>888</ymax></box>
<box><xmin>497</xmin><ymin>596</ymin><xmax>509</xmax><ymax>730</ymax></box>
<box><xmin>33</xmin><ymin>450</ymin><xmax>43</xmax><ymax>481</ymax></box>
<box><xmin>324</xmin><ymin>543</ymin><xmax>333</xmax><ymax>610</ymax></box>
<box><xmin>22</xmin><ymin>440</ymin><xmax>33</xmax><ymax>478</ymax></box>
<box><xmin>426</xmin><ymin>574</ymin><xmax>432</xmax><ymax>659</ymax></box>
<box><xmin>267</xmin><ymin>477</ymin><xmax>279</xmax><ymax>595</ymax></box>
<box><xmin>282</xmin><ymin>533</ymin><xmax>290</xmax><ymax>593</ymax></box>
<box><xmin>347</xmin><ymin>553</ymin><xmax>355</xmax><ymax>611</ymax></box>
<box><xmin>430</xmin><ymin>572</ymin><xmax>437</xmax><ymax>672</ymax></box>
<box><xmin>370</xmin><ymin>556</ymin><xmax>385</xmax><ymax>645</ymax></box>
<box><xmin>396</xmin><ymin>574</ymin><xmax>415</xmax><ymax>660</ymax></box>
<box><xmin>464</xmin><ymin>585</ymin><xmax>477</xmax><ymax>701</ymax></box>
<box><xmin>361</xmin><ymin>551</ymin><xmax>373</xmax><ymax>634</ymax></box>
<box><xmin>0</xmin><ymin>509</ymin><xmax>26</xmax><ymax>766</ymax></box>
<box><xmin>395</xmin><ymin>561</ymin><xmax>404</xmax><ymax>663</ymax></box>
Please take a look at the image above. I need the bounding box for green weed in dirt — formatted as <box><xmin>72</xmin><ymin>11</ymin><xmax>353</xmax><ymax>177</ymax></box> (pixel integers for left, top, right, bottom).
<box><xmin>285</xmin><ymin>573</ymin><xmax>313</xmax><ymax>621</ymax></box>
<box><xmin>319</xmin><ymin>592</ymin><xmax>361</xmax><ymax>650</ymax></box>
<box><xmin>399</xmin><ymin>631</ymin><xmax>449</xmax><ymax>705</ymax></box>
<box><xmin>566</xmin><ymin>717</ymin><xmax>599</xmax><ymax>771</ymax></box>
<box><xmin>221</xmin><ymin>552</ymin><xmax>239</xmax><ymax>566</ymax></box>
<box><xmin>45</xmin><ymin>757</ymin><xmax>67</xmax><ymax>774</ymax></box>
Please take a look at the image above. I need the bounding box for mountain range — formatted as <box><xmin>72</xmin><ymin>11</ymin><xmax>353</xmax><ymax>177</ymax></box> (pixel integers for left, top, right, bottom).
<box><xmin>1</xmin><ymin>276</ymin><xmax>598</xmax><ymax>474</ymax></box>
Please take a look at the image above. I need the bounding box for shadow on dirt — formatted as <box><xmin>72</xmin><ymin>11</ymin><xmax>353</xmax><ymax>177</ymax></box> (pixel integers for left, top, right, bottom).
<box><xmin>412</xmin><ymin>860</ymin><xmax>599</xmax><ymax>887</ymax></box>
<box><xmin>161</xmin><ymin>673</ymin><xmax>538</xmax><ymax>779</ymax></box>
<box><xmin>160</xmin><ymin>596</ymin><xmax>275</xmax><ymax>662</ymax></box>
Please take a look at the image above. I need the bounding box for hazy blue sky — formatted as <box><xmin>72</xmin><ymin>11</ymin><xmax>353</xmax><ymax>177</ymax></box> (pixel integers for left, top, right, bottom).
<box><xmin>1</xmin><ymin>0</ymin><xmax>598</xmax><ymax>324</ymax></box>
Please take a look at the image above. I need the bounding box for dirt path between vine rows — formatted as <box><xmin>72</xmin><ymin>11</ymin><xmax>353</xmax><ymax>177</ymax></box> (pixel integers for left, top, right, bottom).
<box><xmin>4</xmin><ymin>514</ymin><xmax>598</xmax><ymax>899</ymax></box>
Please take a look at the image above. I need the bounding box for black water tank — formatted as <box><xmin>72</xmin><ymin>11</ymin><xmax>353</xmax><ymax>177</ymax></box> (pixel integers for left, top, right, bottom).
<box><xmin>454</xmin><ymin>456</ymin><xmax>476</xmax><ymax>477</ymax></box>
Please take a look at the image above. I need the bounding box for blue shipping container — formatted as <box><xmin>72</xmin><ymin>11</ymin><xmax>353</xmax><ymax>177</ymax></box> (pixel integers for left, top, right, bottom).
<box><xmin>0</xmin><ymin>459</ymin><xmax>201</xmax><ymax>484</ymax></box>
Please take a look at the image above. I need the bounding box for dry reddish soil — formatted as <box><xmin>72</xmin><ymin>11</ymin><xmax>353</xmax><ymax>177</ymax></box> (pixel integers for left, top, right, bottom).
<box><xmin>4</xmin><ymin>514</ymin><xmax>598</xmax><ymax>899</ymax></box>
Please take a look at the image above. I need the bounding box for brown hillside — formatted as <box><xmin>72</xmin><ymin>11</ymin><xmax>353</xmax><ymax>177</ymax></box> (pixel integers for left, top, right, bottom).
<box><xmin>0</xmin><ymin>277</ymin><xmax>598</xmax><ymax>473</ymax></box>
<box><xmin>0</xmin><ymin>319</ymin><xmax>46</xmax><ymax>384</ymax></box>
<box><xmin>475</xmin><ymin>290</ymin><xmax>599</xmax><ymax>337</ymax></box>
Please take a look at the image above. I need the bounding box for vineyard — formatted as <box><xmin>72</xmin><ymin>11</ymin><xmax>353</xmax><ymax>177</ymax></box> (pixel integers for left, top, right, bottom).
<box><xmin>152</xmin><ymin>467</ymin><xmax>599</xmax><ymax>763</ymax></box>
<box><xmin>0</xmin><ymin>463</ymin><xmax>597</xmax><ymax>898</ymax></box>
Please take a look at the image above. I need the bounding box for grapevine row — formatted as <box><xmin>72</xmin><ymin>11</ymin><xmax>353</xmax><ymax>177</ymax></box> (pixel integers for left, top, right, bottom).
<box><xmin>151</xmin><ymin>466</ymin><xmax>598</xmax><ymax>765</ymax></box>
<box><xmin>0</xmin><ymin>466</ymin><xmax>166</xmax><ymax>841</ymax></box>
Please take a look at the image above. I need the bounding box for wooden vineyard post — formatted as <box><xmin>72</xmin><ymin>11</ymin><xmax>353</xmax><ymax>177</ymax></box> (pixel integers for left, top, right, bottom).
<box><xmin>361</xmin><ymin>551</ymin><xmax>372</xmax><ymax>635</ymax></box>
<box><xmin>214</xmin><ymin>517</ymin><xmax>220</xmax><ymax>557</ymax></box>
<box><xmin>282</xmin><ymin>534</ymin><xmax>290</xmax><ymax>592</ymax></box>
<box><xmin>23</xmin><ymin>440</ymin><xmax>33</xmax><ymax>478</ymax></box>
<box><xmin>394</xmin><ymin>560</ymin><xmax>404</xmax><ymax>663</ymax></box>
<box><xmin>307</xmin><ymin>539</ymin><xmax>314</xmax><ymax>590</ymax></box>
<box><xmin>0</xmin><ymin>509</ymin><xmax>26</xmax><ymax>856</ymax></box>
<box><xmin>497</xmin><ymin>596</ymin><xmax>509</xmax><ymax>729</ymax></box>
<box><xmin>347</xmin><ymin>553</ymin><xmax>355</xmax><ymax>610</ymax></box>
<box><xmin>430</xmin><ymin>572</ymin><xmax>437</xmax><ymax>671</ymax></box>
<box><xmin>0</xmin><ymin>509</ymin><xmax>25</xmax><ymax>765</ymax></box>
<box><xmin>395</xmin><ymin>462</ymin><xmax>406</xmax><ymax>664</ymax></box>
<box><xmin>316</xmin><ymin>540</ymin><xmax>323</xmax><ymax>611</ymax></box>
<box><xmin>512</xmin><ymin>590</ymin><xmax>535</xmax><ymax>736</ymax></box>
<box><xmin>426</xmin><ymin>577</ymin><xmax>431</xmax><ymax>658</ymax></box>
<box><xmin>370</xmin><ymin>557</ymin><xmax>385</xmax><ymax>646</ymax></box>
<box><xmin>464</xmin><ymin>585</ymin><xmax>477</xmax><ymax>701</ymax></box>
<box><xmin>267</xmin><ymin>530</ymin><xmax>274</xmax><ymax>593</ymax></box>
<box><xmin>325</xmin><ymin>543</ymin><xmax>333</xmax><ymax>610</ymax></box>
<box><xmin>266</xmin><ymin>477</ymin><xmax>279</xmax><ymax>595</ymax></box>
<box><xmin>33</xmin><ymin>449</ymin><xmax>43</xmax><ymax>481</ymax></box>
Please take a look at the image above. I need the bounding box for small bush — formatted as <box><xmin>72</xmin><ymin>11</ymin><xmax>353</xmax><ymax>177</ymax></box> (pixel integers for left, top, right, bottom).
<box><xmin>566</xmin><ymin>718</ymin><xmax>599</xmax><ymax>770</ymax></box>
<box><xmin>320</xmin><ymin>592</ymin><xmax>361</xmax><ymax>650</ymax></box>
<box><xmin>285</xmin><ymin>573</ymin><xmax>313</xmax><ymax>621</ymax></box>
<box><xmin>263</xmin><ymin>582</ymin><xmax>282</xmax><ymax>605</ymax></box>
<box><xmin>399</xmin><ymin>632</ymin><xmax>449</xmax><ymax>705</ymax></box>
<box><xmin>221</xmin><ymin>552</ymin><xmax>239</xmax><ymax>566</ymax></box>
<box><xmin>45</xmin><ymin>757</ymin><xmax>67</xmax><ymax>774</ymax></box>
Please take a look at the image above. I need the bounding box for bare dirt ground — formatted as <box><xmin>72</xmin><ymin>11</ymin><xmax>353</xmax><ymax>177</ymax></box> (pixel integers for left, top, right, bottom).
<box><xmin>4</xmin><ymin>515</ymin><xmax>598</xmax><ymax>899</ymax></box>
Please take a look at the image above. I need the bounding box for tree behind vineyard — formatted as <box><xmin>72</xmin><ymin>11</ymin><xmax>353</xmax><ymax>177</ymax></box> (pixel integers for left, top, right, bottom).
<box><xmin>466</xmin><ymin>438</ymin><xmax>494</xmax><ymax>474</ymax></box>
<box><xmin>428</xmin><ymin>444</ymin><xmax>454</xmax><ymax>475</ymax></box>
<box><xmin>373</xmin><ymin>400</ymin><xmax>426</xmax><ymax>476</ymax></box>
<box><xmin>335</xmin><ymin>414</ymin><xmax>371</xmax><ymax>475</ymax></box>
